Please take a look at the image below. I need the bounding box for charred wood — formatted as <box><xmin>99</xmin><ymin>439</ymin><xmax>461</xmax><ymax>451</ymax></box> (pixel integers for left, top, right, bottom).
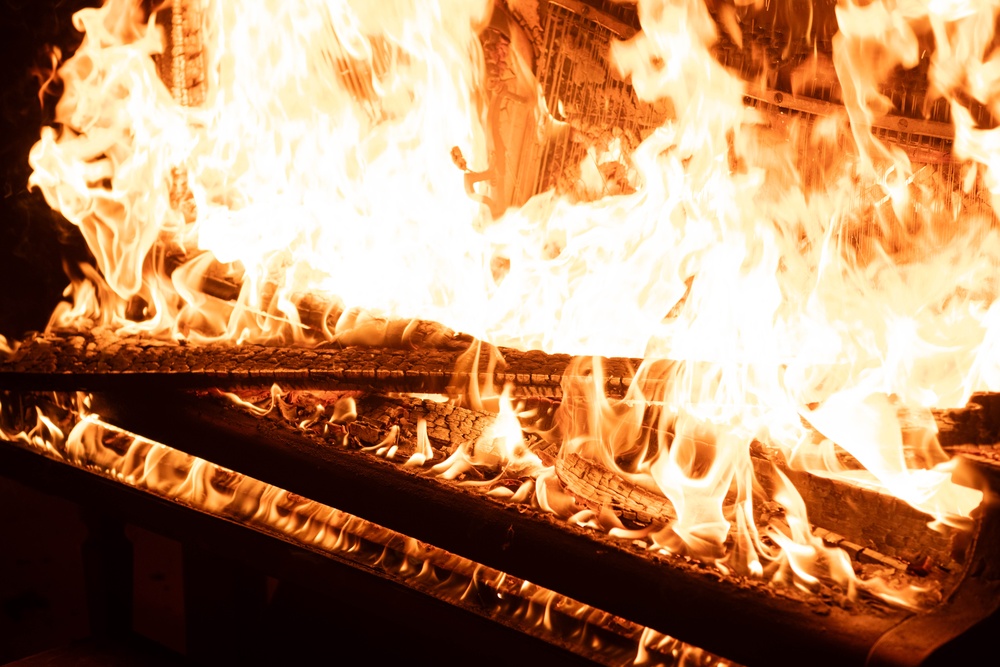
<box><xmin>556</xmin><ymin>452</ymin><xmax>674</xmax><ymax>525</ymax></box>
<box><xmin>240</xmin><ymin>388</ymin><xmax>496</xmax><ymax>456</ymax></box>
<box><xmin>0</xmin><ymin>329</ymin><xmax>637</xmax><ymax>397</ymax></box>
<box><xmin>932</xmin><ymin>394</ymin><xmax>1000</xmax><ymax>447</ymax></box>
<box><xmin>0</xmin><ymin>441</ymin><xmax>625</xmax><ymax>667</ymax></box>
<box><xmin>234</xmin><ymin>388</ymin><xmax>954</xmax><ymax>572</ymax></box>
<box><xmin>6</xmin><ymin>329</ymin><xmax>1000</xmax><ymax>449</ymax></box>
<box><xmin>85</xmin><ymin>387</ymin><xmax>919</xmax><ymax>667</ymax></box>
<box><xmin>554</xmin><ymin>449</ymin><xmax>956</xmax><ymax>573</ymax></box>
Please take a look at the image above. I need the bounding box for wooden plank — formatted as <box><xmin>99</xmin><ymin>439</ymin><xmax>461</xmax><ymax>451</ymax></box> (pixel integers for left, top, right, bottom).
<box><xmin>227</xmin><ymin>387</ymin><xmax>960</xmax><ymax>570</ymax></box>
<box><xmin>0</xmin><ymin>443</ymin><xmax>606</xmax><ymax>667</ymax></box>
<box><xmin>6</xmin><ymin>330</ymin><xmax>1000</xmax><ymax>447</ymax></box>
<box><xmin>0</xmin><ymin>330</ymin><xmax>637</xmax><ymax>398</ymax></box>
<box><xmin>83</xmin><ymin>388</ymin><xmax>918</xmax><ymax>667</ymax></box>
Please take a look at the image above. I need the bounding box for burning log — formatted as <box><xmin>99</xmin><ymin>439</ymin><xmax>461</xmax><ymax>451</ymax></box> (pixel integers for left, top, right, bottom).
<box><xmin>552</xmin><ymin>448</ymin><xmax>956</xmax><ymax>572</ymax></box>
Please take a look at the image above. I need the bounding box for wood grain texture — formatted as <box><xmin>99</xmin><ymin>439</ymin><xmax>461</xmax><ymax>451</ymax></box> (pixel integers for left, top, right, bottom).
<box><xmin>0</xmin><ymin>329</ymin><xmax>637</xmax><ymax>398</ymax></box>
<box><xmin>85</xmin><ymin>387</ymin><xmax>917</xmax><ymax>667</ymax></box>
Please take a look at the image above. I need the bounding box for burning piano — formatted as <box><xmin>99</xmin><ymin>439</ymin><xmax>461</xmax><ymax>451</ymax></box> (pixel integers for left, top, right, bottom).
<box><xmin>2</xmin><ymin>0</ymin><xmax>1000</xmax><ymax>664</ymax></box>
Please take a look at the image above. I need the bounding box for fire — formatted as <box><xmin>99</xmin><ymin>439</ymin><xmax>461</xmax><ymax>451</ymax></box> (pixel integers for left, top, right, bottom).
<box><xmin>18</xmin><ymin>0</ymin><xmax>1000</xmax><ymax>608</ymax></box>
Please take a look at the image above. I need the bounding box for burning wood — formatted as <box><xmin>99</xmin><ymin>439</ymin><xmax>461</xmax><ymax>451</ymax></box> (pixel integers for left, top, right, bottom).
<box><xmin>220</xmin><ymin>383</ymin><xmax>967</xmax><ymax>571</ymax></box>
<box><xmin>55</xmin><ymin>388</ymin><xmax>950</xmax><ymax>665</ymax></box>
<box><xmin>5</xmin><ymin>381</ymin><xmax>998</xmax><ymax>663</ymax></box>
<box><xmin>553</xmin><ymin>450</ymin><xmax>947</xmax><ymax>572</ymax></box>
<box><xmin>0</xmin><ymin>328</ymin><xmax>634</xmax><ymax>397</ymax></box>
<box><xmin>4</xmin><ymin>328</ymin><xmax>999</xmax><ymax>450</ymax></box>
<box><xmin>7</xmin><ymin>0</ymin><xmax>1000</xmax><ymax>662</ymax></box>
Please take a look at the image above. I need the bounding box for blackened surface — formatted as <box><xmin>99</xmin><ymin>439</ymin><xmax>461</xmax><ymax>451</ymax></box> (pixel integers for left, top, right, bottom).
<box><xmin>0</xmin><ymin>475</ymin><xmax>89</xmax><ymax>662</ymax></box>
<box><xmin>0</xmin><ymin>329</ymin><xmax>639</xmax><ymax>397</ymax></box>
<box><xmin>0</xmin><ymin>0</ymin><xmax>96</xmax><ymax>339</ymax></box>
<box><xmin>0</xmin><ymin>442</ymin><xmax>599</xmax><ymax>667</ymax></box>
<box><xmin>91</xmin><ymin>388</ymin><xmax>913</xmax><ymax>667</ymax></box>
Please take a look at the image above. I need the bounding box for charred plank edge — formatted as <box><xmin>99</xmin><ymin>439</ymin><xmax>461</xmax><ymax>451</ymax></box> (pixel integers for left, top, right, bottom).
<box><xmin>6</xmin><ymin>330</ymin><xmax>1000</xmax><ymax>446</ymax></box>
<box><xmin>0</xmin><ymin>441</ymin><xmax>602</xmax><ymax>667</ymax></box>
<box><xmin>555</xmin><ymin>450</ymin><xmax>956</xmax><ymax>571</ymax></box>
<box><xmin>87</xmin><ymin>388</ymin><xmax>915</xmax><ymax>667</ymax></box>
<box><xmin>866</xmin><ymin>459</ymin><xmax>1000</xmax><ymax>666</ymax></box>
<box><xmin>0</xmin><ymin>330</ymin><xmax>635</xmax><ymax>398</ymax></box>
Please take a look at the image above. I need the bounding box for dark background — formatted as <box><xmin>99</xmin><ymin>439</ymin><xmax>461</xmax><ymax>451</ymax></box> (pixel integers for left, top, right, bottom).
<box><xmin>0</xmin><ymin>4</ymin><xmax>116</xmax><ymax>663</ymax></box>
<box><xmin>0</xmin><ymin>0</ymin><xmax>95</xmax><ymax>341</ymax></box>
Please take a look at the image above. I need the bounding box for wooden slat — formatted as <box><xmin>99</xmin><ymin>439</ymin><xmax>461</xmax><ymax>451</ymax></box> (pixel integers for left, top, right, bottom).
<box><xmin>84</xmin><ymin>387</ymin><xmax>920</xmax><ymax>667</ymax></box>
<box><xmin>0</xmin><ymin>330</ymin><xmax>637</xmax><ymax>397</ymax></box>
<box><xmin>0</xmin><ymin>443</ymin><xmax>607</xmax><ymax>667</ymax></box>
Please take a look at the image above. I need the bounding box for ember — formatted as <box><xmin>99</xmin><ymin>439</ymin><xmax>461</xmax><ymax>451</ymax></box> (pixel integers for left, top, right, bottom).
<box><xmin>3</xmin><ymin>0</ymin><xmax>1000</xmax><ymax>664</ymax></box>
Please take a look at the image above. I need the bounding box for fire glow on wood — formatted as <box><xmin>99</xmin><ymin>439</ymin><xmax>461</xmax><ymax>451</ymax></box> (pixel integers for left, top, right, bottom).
<box><xmin>4</xmin><ymin>0</ymin><xmax>1000</xmax><ymax>658</ymax></box>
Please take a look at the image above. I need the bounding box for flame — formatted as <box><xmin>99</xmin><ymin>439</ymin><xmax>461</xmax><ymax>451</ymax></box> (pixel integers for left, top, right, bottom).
<box><xmin>474</xmin><ymin>385</ymin><xmax>541</xmax><ymax>469</ymax></box>
<box><xmin>23</xmin><ymin>0</ymin><xmax>1000</xmax><ymax>606</ymax></box>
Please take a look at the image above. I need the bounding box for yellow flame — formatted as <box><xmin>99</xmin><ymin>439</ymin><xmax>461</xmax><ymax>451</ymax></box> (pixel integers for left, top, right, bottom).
<box><xmin>474</xmin><ymin>385</ymin><xmax>540</xmax><ymax>469</ymax></box>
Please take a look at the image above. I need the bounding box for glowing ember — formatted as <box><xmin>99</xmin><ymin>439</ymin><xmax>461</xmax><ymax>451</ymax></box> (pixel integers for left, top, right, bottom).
<box><xmin>19</xmin><ymin>0</ymin><xmax>998</xmax><ymax>608</ymax></box>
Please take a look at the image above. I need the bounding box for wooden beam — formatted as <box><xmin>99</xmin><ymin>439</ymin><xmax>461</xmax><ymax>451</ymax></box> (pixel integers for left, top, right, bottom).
<box><xmin>0</xmin><ymin>442</ymin><xmax>606</xmax><ymax>666</ymax></box>
<box><xmin>6</xmin><ymin>330</ymin><xmax>1000</xmax><ymax>447</ymax></box>
<box><xmin>85</xmin><ymin>387</ymin><xmax>919</xmax><ymax>667</ymax></box>
<box><xmin>0</xmin><ymin>330</ymin><xmax>636</xmax><ymax>398</ymax></box>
